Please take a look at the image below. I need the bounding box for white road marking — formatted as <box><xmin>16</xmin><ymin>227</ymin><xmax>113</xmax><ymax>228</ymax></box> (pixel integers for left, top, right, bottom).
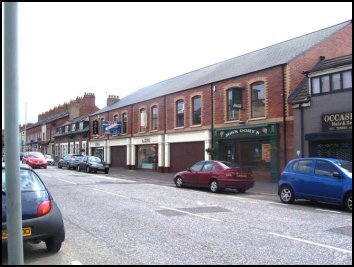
<box><xmin>268</xmin><ymin>232</ymin><xmax>352</xmax><ymax>254</ymax></box>
<box><xmin>94</xmin><ymin>175</ymin><xmax>135</xmax><ymax>182</ymax></box>
<box><xmin>90</xmin><ymin>188</ymin><xmax>130</xmax><ymax>199</ymax></box>
<box><xmin>70</xmin><ymin>260</ymin><xmax>83</xmax><ymax>265</ymax></box>
<box><xmin>160</xmin><ymin>206</ymin><xmax>222</xmax><ymax>222</ymax></box>
<box><xmin>315</xmin><ymin>209</ymin><xmax>341</xmax><ymax>214</ymax></box>
<box><xmin>58</xmin><ymin>179</ymin><xmax>77</xmax><ymax>185</ymax></box>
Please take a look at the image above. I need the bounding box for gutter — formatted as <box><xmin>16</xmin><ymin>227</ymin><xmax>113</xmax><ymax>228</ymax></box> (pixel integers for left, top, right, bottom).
<box><xmin>282</xmin><ymin>64</ymin><xmax>287</xmax><ymax>165</ymax></box>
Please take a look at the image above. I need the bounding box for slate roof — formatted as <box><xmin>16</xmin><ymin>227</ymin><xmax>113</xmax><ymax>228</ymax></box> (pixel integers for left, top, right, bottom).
<box><xmin>288</xmin><ymin>54</ymin><xmax>352</xmax><ymax>104</ymax></box>
<box><xmin>92</xmin><ymin>20</ymin><xmax>351</xmax><ymax>115</ymax></box>
<box><xmin>27</xmin><ymin>111</ymin><xmax>69</xmax><ymax>129</ymax></box>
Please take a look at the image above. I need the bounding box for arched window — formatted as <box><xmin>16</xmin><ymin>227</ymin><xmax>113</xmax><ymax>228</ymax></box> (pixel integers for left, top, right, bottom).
<box><xmin>151</xmin><ymin>106</ymin><xmax>158</xmax><ymax>131</ymax></box>
<box><xmin>251</xmin><ymin>82</ymin><xmax>265</xmax><ymax>118</ymax></box>
<box><xmin>100</xmin><ymin>118</ymin><xmax>105</xmax><ymax>135</ymax></box>
<box><xmin>113</xmin><ymin>114</ymin><xmax>119</xmax><ymax>122</ymax></box>
<box><xmin>122</xmin><ymin>113</ymin><xmax>127</xmax><ymax>134</ymax></box>
<box><xmin>140</xmin><ymin>108</ymin><xmax>147</xmax><ymax>132</ymax></box>
<box><xmin>192</xmin><ymin>96</ymin><xmax>201</xmax><ymax>125</ymax></box>
<box><xmin>176</xmin><ymin>100</ymin><xmax>184</xmax><ymax>127</ymax></box>
<box><xmin>227</xmin><ymin>87</ymin><xmax>242</xmax><ymax>121</ymax></box>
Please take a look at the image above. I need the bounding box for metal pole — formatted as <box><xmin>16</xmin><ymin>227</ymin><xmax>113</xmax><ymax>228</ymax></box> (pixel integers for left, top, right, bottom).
<box><xmin>24</xmin><ymin>102</ymin><xmax>27</xmax><ymax>152</ymax></box>
<box><xmin>4</xmin><ymin>2</ymin><xmax>24</xmax><ymax>265</ymax></box>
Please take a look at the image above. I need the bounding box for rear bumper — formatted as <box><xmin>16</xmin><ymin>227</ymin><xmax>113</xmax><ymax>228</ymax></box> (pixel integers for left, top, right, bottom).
<box><xmin>2</xmin><ymin>201</ymin><xmax>65</xmax><ymax>245</ymax></box>
<box><xmin>219</xmin><ymin>179</ymin><xmax>255</xmax><ymax>190</ymax></box>
<box><xmin>26</xmin><ymin>162</ymin><xmax>48</xmax><ymax>169</ymax></box>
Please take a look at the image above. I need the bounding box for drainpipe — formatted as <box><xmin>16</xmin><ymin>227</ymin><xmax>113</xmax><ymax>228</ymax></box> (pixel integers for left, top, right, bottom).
<box><xmin>300</xmin><ymin>103</ymin><xmax>304</xmax><ymax>158</ymax></box>
<box><xmin>282</xmin><ymin>64</ymin><xmax>287</xmax><ymax>165</ymax></box>
<box><xmin>211</xmin><ymin>84</ymin><xmax>215</xmax><ymax>159</ymax></box>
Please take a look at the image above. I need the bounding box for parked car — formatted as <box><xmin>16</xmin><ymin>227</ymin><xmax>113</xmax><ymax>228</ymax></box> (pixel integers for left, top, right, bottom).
<box><xmin>2</xmin><ymin>163</ymin><xmax>65</xmax><ymax>252</ymax></box>
<box><xmin>20</xmin><ymin>152</ymin><xmax>25</xmax><ymax>161</ymax></box>
<box><xmin>278</xmin><ymin>158</ymin><xmax>352</xmax><ymax>212</ymax></box>
<box><xmin>22</xmin><ymin>151</ymin><xmax>48</xmax><ymax>169</ymax></box>
<box><xmin>45</xmin><ymin>154</ymin><xmax>55</xmax><ymax>166</ymax></box>
<box><xmin>174</xmin><ymin>160</ymin><xmax>254</xmax><ymax>193</ymax></box>
<box><xmin>77</xmin><ymin>156</ymin><xmax>109</xmax><ymax>174</ymax></box>
<box><xmin>58</xmin><ymin>154</ymin><xmax>83</xmax><ymax>170</ymax></box>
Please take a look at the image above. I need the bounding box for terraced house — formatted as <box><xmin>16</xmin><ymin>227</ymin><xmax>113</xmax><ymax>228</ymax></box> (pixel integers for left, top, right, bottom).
<box><xmin>89</xmin><ymin>20</ymin><xmax>352</xmax><ymax>182</ymax></box>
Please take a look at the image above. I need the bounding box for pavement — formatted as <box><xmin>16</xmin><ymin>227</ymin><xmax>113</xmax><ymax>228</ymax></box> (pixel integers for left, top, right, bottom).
<box><xmin>108</xmin><ymin>167</ymin><xmax>279</xmax><ymax>196</ymax></box>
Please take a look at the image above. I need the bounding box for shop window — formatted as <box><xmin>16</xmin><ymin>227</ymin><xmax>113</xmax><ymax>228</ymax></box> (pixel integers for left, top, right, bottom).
<box><xmin>151</xmin><ymin>106</ymin><xmax>158</xmax><ymax>131</ymax></box>
<box><xmin>137</xmin><ymin>145</ymin><xmax>158</xmax><ymax>170</ymax></box>
<box><xmin>227</xmin><ymin>88</ymin><xmax>242</xmax><ymax>121</ymax></box>
<box><xmin>176</xmin><ymin>100</ymin><xmax>184</xmax><ymax>127</ymax></box>
<box><xmin>192</xmin><ymin>96</ymin><xmax>202</xmax><ymax>125</ymax></box>
<box><xmin>251</xmin><ymin>82</ymin><xmax>265</xmax><ymax>118</ymax></box>
<box><xmin>140</xmin><ymin>108</ymin><xmax>147</xmax><ymax>132</ymax></box>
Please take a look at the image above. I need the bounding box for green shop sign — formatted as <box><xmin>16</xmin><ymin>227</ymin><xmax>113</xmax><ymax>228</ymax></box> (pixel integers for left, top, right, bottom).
<box><xmin>216</xmin><ymin>124</ymin><xmax>278</xmax><ymax>139</ymax></box>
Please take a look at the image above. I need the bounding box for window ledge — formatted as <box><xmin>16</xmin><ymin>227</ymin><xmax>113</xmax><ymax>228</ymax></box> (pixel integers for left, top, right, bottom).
<box><xmin>248</xmin><ymin>117</ymin><xmax>266</xmax><ymax>121</ymax></box>
<box><xmin>174</xmin><ymin>127</ymin><xmax>185</xmax><ymax>130</ymax></box>
<box><xmin>191</xmin><ymin>124</ymin><xmax>202</xmax><ymax>128</ymax></box>
<box><xmin>224</xmin><ymin>120</ymin><xmax>241</xmax><ymax>124</ymax></box>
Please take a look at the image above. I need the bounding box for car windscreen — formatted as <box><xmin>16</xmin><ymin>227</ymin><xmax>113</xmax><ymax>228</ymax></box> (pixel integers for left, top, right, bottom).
<box><xmin>90</xmin><ymin>157</ymin><xmax>102</xmax><ymax>163</ymax></box>
<box><xmin>2</xmin><ymin>169</ymin><xmax>46</xmax><ymax>192</ymax></box>
<box><xmin>73</xmin><ymin>155</ymin><xmax>83</xmax><ymax>160</ymax></box>
<box><xmin>28</xmin><ymin>152</ymin><xmax>45</xmax><ymax>159</ymax></box>
<box><xmin>335</xmin><ymin>160</ymin><xmax>352</xmax><ymax>173</ymax></box>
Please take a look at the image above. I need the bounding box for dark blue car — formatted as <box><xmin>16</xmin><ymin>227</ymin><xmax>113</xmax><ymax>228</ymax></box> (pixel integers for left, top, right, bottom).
<box><xmin>2</xmin><ymin>163</ymin><xmax>65</xmax><ymax>252</ymax></box>
<box><xmin>278</xmin><ymin>158</ymin><xmax>352</xmax><ymax>212</ymax></box>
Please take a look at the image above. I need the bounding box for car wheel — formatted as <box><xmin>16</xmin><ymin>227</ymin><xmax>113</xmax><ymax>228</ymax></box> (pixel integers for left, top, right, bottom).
<box><xmin>86</xmin><ymin>166</ymin><xmax>90</xmax><ymax>173</ymax></box>
<box><xmin>77</xmin><ymin>165</ymin><xmax>80</xmax><ymax>172</ymax></box>
<box><xmin>67</xmin><ymin>164</ymin><xmax>70</xmax><ymax>170</ymax></box>
<box><xmin>344</xmin><ymin>192</ymin><xmax>352</xmax><ymax>212</ymax></box>
<box><xmin>175</xmin><ymin>176</ymin><xmax>183</xmax><ymax>188</ymax></box>
<box><xmin>237</xmin><ymin>189</ymin><xmax>246</xmax><ymax>193</ymax></box>
<box><xmin>104</xmin><ymin>169</ymin><xmax>109</xmax><ymax>174</ymax></box>
<box><xmin>280</xmin><ymin>185</ymin><xmax>295</xmax><ymax>204</ymax></box>
<box><xmin>45</xmin><ymin>239</ymin><xmax>62</xmax><ymax>253</ymax></box>
<box><xmin>58</xmin><ymin>163</ymin><xmax>62</xmax><ymax>169</ymax></box>
<box><xmin>210</xmin><ymin>180</ymin><xmax>219</xmax><ymax>193</ymax></box>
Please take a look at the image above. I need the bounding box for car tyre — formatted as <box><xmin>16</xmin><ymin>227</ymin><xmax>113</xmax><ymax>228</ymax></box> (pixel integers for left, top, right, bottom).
<box><xmin>175</xmin><ymin>176</ymin><xmax>183</xmax><ymax>188</ymax></box>
<box><xmin>344</xmin><ymin>192</ymin><xmax>352</xmax><ymax>212</ymax></box>
<box><xmin>58</xmin><ymin>163</ymin><xmax>62</xmax><ymax>169</ymax></box>
<box><xmin>45</xmin><ymin>239</ymin><xmax>62</xmax><ymax>253</ymax></box>
<box><xmin>280</xmin><ymin>185</ymin><xmax>295</xmax><ymax>204</ymax></box>
<box><xmin>104</xmin><ymin>169</ymin><xmax>109</xmax><ymax>174</ymax></box>
<box><xmin>237</xmin><ymin>189</ymin><xmax>246</xmax><ymax>193</ymax></box>
<box><xmin>77</xmin><ymin>165</ymin><xmax>80</xmax><ymax>172</ymax></box>
<box><xmin>86</xmin><ymin>166</ymin><xmax>90</xmax><ymax>173</ymax></box>
<box><xmin>210</xmin><ymin>180</ymin><xmax>219</xmax><ymax>193</ymax></box>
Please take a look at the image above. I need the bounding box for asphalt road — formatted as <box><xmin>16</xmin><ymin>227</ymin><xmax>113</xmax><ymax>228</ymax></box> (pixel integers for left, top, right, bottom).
<box><xmin>2</xmin><ymin>166</ymin><xmax>352</xmax><ymax>265</ymax></box>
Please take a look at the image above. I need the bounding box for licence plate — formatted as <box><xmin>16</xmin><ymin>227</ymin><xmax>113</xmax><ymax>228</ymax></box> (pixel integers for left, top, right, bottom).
<box><xmin>236</xmin><ymin>174</ymin><xmax>247</xmax><ymax>178</ymax></box>
<box><xmin>2</xmin><ymin>227</ymin><xmax>32</xmax><ymax>240</ymax></box>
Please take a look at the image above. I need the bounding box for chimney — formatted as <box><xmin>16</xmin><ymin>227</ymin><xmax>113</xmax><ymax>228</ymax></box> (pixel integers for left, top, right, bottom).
<box><xmin>107</xmin><ymin>95</ymin><xmax>120</xmax><ymax>106</ymax></box>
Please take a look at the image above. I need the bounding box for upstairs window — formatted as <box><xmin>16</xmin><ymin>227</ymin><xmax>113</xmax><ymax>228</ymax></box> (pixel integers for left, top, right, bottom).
<box><xmin>100</xmin><ymin>118</ymin><xmax>104</xmax><ymax>135</ymax></box>
<box><xmin>71</xmin><ymin>123</ymin><xmax>76</xmax><ymax>132</ymax></box>
<box><xmin>251</xmin><ymin>82</ymin><xmax>265</xmax><ymax>118</ymax></box>
<box><xmin>140</xmin><ymin>109</ymin><xmax>147</xmax><ymax>132</ymax></box>
<box><xmin>113</xmin><ymin>114</ymin><xmax>119</xmax><ymax>122</ymax></box>
<box><xmin>192</xmin><ymin>96</ymin><xmax>202</xmax><ymax>125</ymax></box>
<box><xmin>122</xmin><ymin>113</ymin><xmax>127</xmax><ymax>134</ymax></box>
<box><xmin>311</xmin><ymin>70</ymin><xmax>352</xmax><ymax>95</ymax></box>
<box><xmin>79</xmin><ymin>122</ymin><xmax>84</xmax><ymax>130</ymax></box>
<box><xmin>151</xmin><ymin>106</ymin><xmax>158</xmax><ymax>131</ymax></box>
<box><xmin>176</xmin><ymin>100</ymin><xmax>184</xmax><ymax>128</ymax></box>
<box><xmin>227</xmin><ymin>88</ymin><xmax>242</xmax><ymax>121</ymax></box>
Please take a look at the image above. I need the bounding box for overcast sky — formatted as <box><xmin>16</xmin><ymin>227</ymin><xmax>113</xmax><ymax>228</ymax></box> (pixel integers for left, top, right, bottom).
<box><xmin>2</xmin><ymin>2</ymin><xmax>352</xmax><ymax>126</ymax></box>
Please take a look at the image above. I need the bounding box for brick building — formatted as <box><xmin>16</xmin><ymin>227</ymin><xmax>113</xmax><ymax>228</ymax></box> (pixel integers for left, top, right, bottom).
<box><xmin>89</xmin><ymin>20</ymin><xmax>352</xmax><ymax>182</ymax></box>
<box><xmin>25</xmin><ymin>93</ymin><xmax>99</xmax><ymax>158</ymax></box>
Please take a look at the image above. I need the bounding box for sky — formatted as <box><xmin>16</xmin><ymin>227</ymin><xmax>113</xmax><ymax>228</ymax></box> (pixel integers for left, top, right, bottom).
<box><xmin>2</xmin><ymin>2</ymin><xmax>352</xmax><ymax>127</ymax></box>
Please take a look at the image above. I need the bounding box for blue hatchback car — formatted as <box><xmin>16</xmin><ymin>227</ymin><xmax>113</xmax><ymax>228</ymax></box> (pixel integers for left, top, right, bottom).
<box><xmin>278</xmin><ymin>158</ymin><xmax>352</xmax><ymax>212</ymax></box>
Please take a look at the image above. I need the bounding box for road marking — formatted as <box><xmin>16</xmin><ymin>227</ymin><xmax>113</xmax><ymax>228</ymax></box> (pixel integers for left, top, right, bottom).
<box><xmin>316</xmin><ymin>209</ymin><xmax>341</xmax><ymax>214</ymax></box>
<box><xmin>95</xmin><ymin>175</ymin><xmax>135</xmax><ymax>182</ymax></box>
<box><xmin>70</xmin><ymin>260</ymin><xmax>83</xmax><ymax>265</ymax></box>
<box><xmin>160</xmin><ymin>206</ymin><xmax>222</xmax><ymax>222</ymax></box>
<box><xmin>58</xmin><ymin>179</ymin><xmax>77</xmax><ymax>185</ymax></box>
<box><xmin>268</xmin><ymin>232</ymin><xmax>352</xmax><ymax>254</ymax></box>
<box><xmin>90</xmin><ymin>188</ymin><xmax>130</xmax><ymax>199</ymax></box>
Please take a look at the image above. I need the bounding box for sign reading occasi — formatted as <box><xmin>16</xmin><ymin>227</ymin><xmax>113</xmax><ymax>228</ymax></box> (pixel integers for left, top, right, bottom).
<box><xmin>322</xmin><ymin>112</ymin><xmax>352</xmax><ymax>132</ymax></box>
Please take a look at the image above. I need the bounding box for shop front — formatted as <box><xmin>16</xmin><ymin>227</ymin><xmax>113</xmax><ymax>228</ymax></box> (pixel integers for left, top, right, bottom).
<box><xmin>137</xmin><ymin>144</ymin><xmax>158</xmax><ymax>170</ymax></box>
<box><xmin>214</xmin><ymin>124</ymin><xmax>280</xmax><ymax>182</ymax></box>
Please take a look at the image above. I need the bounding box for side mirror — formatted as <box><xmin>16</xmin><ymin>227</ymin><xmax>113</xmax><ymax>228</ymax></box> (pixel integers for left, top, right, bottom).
<box><xmin>332</xmin><ymin>172</ymin><xmax>343</xmax><ymax>178</ymax></box>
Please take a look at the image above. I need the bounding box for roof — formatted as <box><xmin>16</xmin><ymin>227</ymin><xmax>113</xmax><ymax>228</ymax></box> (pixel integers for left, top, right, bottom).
<box><xmin>27</xmin><ymin>111</ymin><xmax>69</xmax><ymax>129</ymax></box>
<box><xmin>93</xmin><ymin>20</ymin><xmax>351</xmax><ymax>116</ymax></box>
<box><xmin>288</xmin><ymin>54</ymin><xmax>352</xmax><ymax>104</ymax></box>
<box><xmin>61</xmin><ymin>115</ymin><xmax>89</xmax><ymax>126</ymax></box>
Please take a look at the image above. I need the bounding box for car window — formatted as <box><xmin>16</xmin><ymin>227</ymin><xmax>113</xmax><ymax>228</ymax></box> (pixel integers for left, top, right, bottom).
<box><xmin>293</xmin><ymin>160</ymin><xmax>313</xmax><ymax>174</ymax></box>
<box><xmin>315</xmin><ymin>160</ymin><xmax>338</xmax><ymax>177</ymax></box>
<box><xmin>190</xmin><ymin>161</ymin><xmax>205</xmax><ymax>172</ymax></box>
<box><xmin>28</xmin><ymin>152</ymin><xmax>45</xmax><ymax>159</ymax></box>
<box><xmin>74</xmin><ymin>155</ymin><xmax>82</xmax><ymax>160</ymax></box>
<box><xmin>2</xmin><ymin>169</ymin><xmax>46</xmax><ymax>192</ymax></box>
<box><xmin>89</xmin><ymin>157</ymin><xmax>102</xmax><ymax>163</ymax></box>
<box><xmin>335</xmin><ymin>160</ymin><xmax>352</xmax><ymax>173</ymax></box>
<box><xmin>201</xmin><ymin>162</ymin><xmax>214</xmax><ymax>172</ymax></box>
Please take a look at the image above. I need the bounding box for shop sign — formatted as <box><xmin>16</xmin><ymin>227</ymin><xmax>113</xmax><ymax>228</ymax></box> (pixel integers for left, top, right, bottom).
<box><xmin>102</xmin><ymin>120</ymin><xmax>122</xmax><ymax>135</ymax></box>
<box><xmin>219</xmin><ymin>127</ymin><xmax>269</xmax><ymax>139</ymax></box>
<box><xmin>322</xmin><ymin>112</ymin><xmax>352</xmax><ymax>132</ymax></box>
<box><xmin>142</xmin><ymin>138</ymin><xmax>151</xmax><ymax>143</ymax></box>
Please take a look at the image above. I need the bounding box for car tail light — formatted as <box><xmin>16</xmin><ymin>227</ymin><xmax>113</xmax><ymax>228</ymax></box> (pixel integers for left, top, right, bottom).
<box><xmin>37</xmin><ymin>200</ymin><xmax>51</xmax><ymax>217</ymax></box>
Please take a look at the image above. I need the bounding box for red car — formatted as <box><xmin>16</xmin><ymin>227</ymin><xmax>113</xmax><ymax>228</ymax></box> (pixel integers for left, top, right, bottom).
<box><xmin>174</xmin><ymin>160</ymin><xmax>254</xmax><ymax>193</ymax></box>
<box><xmin>22</xmin><ymin>152</ymin><xmax>48</xmax><ymax>169</ymax></box>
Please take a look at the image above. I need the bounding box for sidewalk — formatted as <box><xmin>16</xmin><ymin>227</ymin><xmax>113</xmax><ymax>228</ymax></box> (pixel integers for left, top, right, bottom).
<box><xmin>108</xmin><ymin>167</ymin><xmax>278</xmax><ymax>196</ymax></box>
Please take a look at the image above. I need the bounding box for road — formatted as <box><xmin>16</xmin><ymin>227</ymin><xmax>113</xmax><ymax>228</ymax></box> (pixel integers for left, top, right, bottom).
<box><xmin>2</xmin><ymin>166</ymin><xmax>352</xmax><ymax>265</ymax></box>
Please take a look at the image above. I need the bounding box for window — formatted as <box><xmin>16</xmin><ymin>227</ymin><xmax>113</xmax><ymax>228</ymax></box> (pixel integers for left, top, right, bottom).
<box><xmin>113</xmin><ymin>114</ymin><xmax>119</xmax><ymax>122</ymax></box>
<box><xmin>151</xmin><ymin>106</ymin><xmax>158</xmax><ymax>131</ymax></box>
<box><xmin>192</xmin><ymin>96</ymin><xmax>201</xmax><ymax>125</ymax></box>
<box><xmin>251</xmin><ymin>82</ymin><xmax>265</xmax><ymax>118</ymax></box>
<box><xmin>100</xmin><ymin>118</ymin><xmax>104</xmax><ymax>135</ymax></box>
<box><xmin>79</xmin><ymin>122</ymin><xmax>84</xmax><ymax>130</ymax></box>
<box><xmin>140</xmin><ymin>109</ymin><xmax>147</xmax><ymax>132</ymax></box>
<box><xmin>190</xmin><ymin>161</ymin><xmax>205</xmax><ymax>172</ymax></box>
<box><xmin>311</xmin><ymin>70</ymin><xmax>352</xmax><ymax>95</ymax></box>
<box><xmin>92</xmin><ymin>120</ymin><xmax>99</xmax><ymax>135</ymax></box>
<box><xmin>71</xmin><ymin>123</ymin><xmax>76</xmax><ymax>132</ymax></box>
<box><xmin>227</xmin><ymin>88</ymin><xmax>242</xmax><ymax>121</ymax></box>
<box><xmin>201</xmin><ymin>162</ymin><xmax>214</xmax><ymax>172</ymax></box>
<box><xmin>293</xmin><ymin>160</ymin><xmax>313</xmax><ymax>174</ymax></box>
<box><xmin>315</xmin><ymin>160</ymin><xmax>338</xmax><ymax>177</ymax></box>
<box><xmin>176</xmin><ymin>100</ymin><xmax>184</xmax><ymax>127</ymax></box>
<box><xmin>65</xmin><ymin>125</ymin><xmax>69</xmax><ymax>133</ymax></box>
<box><xmin>122</xmin><ymin>113</ymin><xmax>127</xmax><ymax>134</ymax></box>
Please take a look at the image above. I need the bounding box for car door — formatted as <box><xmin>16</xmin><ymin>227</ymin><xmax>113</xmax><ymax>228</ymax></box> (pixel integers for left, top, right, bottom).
<box><xmin>311</xmin><ymin>160</ymin><xmax>344</xmax><ymax>203</ymax></box>
<box><xmin>198</xmin><ymin>161</ymin><xmax>215</xmax><ymax>188</ymax></box>
<box><xmin>184</xmin><ymin>161</ymin><xmax>205</xmax><ymax>186</ymax></box>
<box><xmin>290</xmin><ymin>159</ymin><xmax>314</xmax><ymax>198</ymax></box>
